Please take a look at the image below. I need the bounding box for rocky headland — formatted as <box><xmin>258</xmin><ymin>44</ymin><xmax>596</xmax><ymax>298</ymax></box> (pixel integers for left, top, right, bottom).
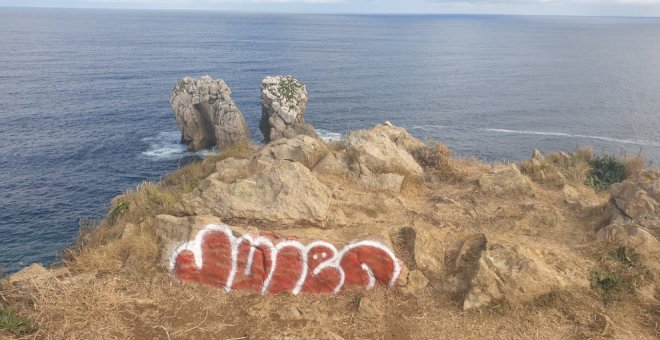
<box><xmin>1</xmin><ymin>76</ymin><xmax>659</xmax><ymax>339</ymax></box>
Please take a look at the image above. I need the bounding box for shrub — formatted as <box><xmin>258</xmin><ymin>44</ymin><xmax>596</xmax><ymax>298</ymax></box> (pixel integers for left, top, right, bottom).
<box><xmin>585</xmin><ymin>155</ymin><xmax>625</xmax><ymax>191</ymax></box>
<box><xmin>412</xmin><ymin>142</ymin><xmax>455</xmax><ymax>180</ymax></box>
<box><xmin>0</xmin><ymin>307</ymin><xmax>32</xmax><ymax>336</ymax></box>
<box><xmin>589</xmin><ymin>268</ymin><xmax>626</xmax><ymax>294</ymax></box>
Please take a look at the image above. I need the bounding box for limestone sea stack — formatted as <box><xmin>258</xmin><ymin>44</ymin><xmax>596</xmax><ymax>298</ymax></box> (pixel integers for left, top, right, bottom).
<box><xmin>259</xmin><ymin>75</ymin><xmax>319</xmax><ymax>142</ymax></box>
<box><xmin>170</xmin><ymin>75</ymin><xmax>250</xmax><ymax>151</ymax></box>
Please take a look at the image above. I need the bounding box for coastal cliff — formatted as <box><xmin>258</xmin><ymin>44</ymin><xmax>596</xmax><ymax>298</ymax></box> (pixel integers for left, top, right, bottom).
<box><xmin>1</xmin><ymin>79</ymin><xmax>659</xmax><ymax>339</ymax></box>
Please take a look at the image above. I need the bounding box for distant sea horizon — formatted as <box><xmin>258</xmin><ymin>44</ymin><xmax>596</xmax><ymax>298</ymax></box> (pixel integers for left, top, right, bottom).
<box><xmin>1</xmin><ymin>7</ymin><xmax>659</xmax><ymax>273</ymax></box>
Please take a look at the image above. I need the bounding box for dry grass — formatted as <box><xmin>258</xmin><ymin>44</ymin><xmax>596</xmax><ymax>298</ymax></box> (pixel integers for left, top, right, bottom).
<box><xmin>326</xmin><ymin>140</ymin><xmax>347</xmax><ymax>152</ymax></box>
<box><xmin>66</xmin><ymin>141</ymin><xmax>257</xmax><ymax>275</ymax></box>
<box><xmin>519</xmin><ymin>147</ymin><xmax>594</xmax><ymax>187</ymax></box>
<box><xmin>300</xmin><ymin>148</ymin><xmax>329</xmax><ymax>170</ymax></box>
<box><xmin>623</xmin><ymin>155</ymin><xmax>646</xmax><ymax>178</ymax></box>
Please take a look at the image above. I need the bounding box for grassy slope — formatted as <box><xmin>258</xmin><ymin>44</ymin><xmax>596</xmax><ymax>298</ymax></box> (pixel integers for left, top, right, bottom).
<box><xmin>1</xmin><ymin>142</ymin><xmax>657</xmax><ymax>339</ymax></box>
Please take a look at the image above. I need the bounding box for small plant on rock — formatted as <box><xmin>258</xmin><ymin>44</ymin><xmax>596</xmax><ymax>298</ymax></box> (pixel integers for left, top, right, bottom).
<box><xmin>276</xmin><ymin>76</ymin><xmax>304</xmax><ymax>108</ymax></box>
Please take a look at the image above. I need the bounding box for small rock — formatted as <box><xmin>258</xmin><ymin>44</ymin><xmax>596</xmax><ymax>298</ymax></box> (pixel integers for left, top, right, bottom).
<box><xmin>7</xmin><ymin>263</ymin><xmax>52</xmax><ymax>284</ymax></box>
<box><xmin>477</xmin><ymin>164</ymin><xmax>535</xmax><ymax>197</ymax></box>
<box><xmin>532</xmin><ymin>149</ymin><xmax>545</xmax><ymax>161</ymax></box>
<box><xmin>121</xmin><ymin>223</ymin><xmax>137</xmax><ymax>240</ymax></box>
<box><xmin>358</xmin><ymin>296</ymin><xmax>383</xmax><ymax>318</ymax></box>
<box><xmin>276</xmin><ymin>305</ymin><xmax>303</xmax><ymax>321</ymax></box>
<box><xmin>402</xmin><ymin>270</ymin><xmax>429</xmax><ymax>294</ymax></box>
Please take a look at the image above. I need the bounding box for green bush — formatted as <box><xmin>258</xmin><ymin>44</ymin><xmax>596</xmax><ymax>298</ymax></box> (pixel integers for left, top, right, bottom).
<box><xmin>585</xmin><ymin>155</ymin><xmax>625</xmax><ymax>191</ymax></box>
<box><xmin>0</xmin><ymin>307</ymin><xmax>32</xmax><ymax>336</ymax></box>
<box><xmin>589</xmin><ymin>268</ymin><xmax>626</xmax><ymax>294</ymax></box>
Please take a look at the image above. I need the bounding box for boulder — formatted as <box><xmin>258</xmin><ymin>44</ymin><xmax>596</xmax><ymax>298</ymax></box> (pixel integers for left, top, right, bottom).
<box><xmin>345</xmin><ymin>123</ymin><xmax>423</xmax><ymax>178</ymax></box>
<box><xmin>609</xmin><ymin>170</ymin><xmax>659</xmax><ymax>230</ymax></box>
<box><xmin>260</xmin><ymin>75</ymin><xmax>319</xmax><ymax>142</ymax></box>
<box><xmin>478</xmin><ymin>164</ymin><xmax>535</xmax><ymax>197</ymax></box>
<box><xmin>178</xmin><ymin>160</ymin><xmax>331</xmax><ymax>225</ymax></box>
<box><xmin>170</xmin><ymin>75</ymin><xmax>250</xmax><ymax>151</ymax></box>
<box><xmin>460</xmin><ymin>241</ymin><xmax>590</xmax><ymax>310</ymax></box>
<box><xmin>256</xmin><ymin>134</ymin><xmax>327</xmax><ymax>166</ymax></box>
<box><xmin>158</xmin><ymin>216</ymin><xmax>406</xmax><ymax>294</ymax></box>
<box><xmin>596</xmin><ymin>223</ymin><xmax>660</xmax><ymax>255</ymax></box>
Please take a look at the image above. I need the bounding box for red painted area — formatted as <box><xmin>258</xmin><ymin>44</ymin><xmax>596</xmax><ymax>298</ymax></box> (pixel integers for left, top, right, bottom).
<box><xmin>268</xmin><ymin>245</ymin><xmax>304</xmax><ymax>294</ymax></box>
<box><xmin>232</xmin><ymin>240</ymin><xmax>273</xmax><ymax>292</ymax></box>
<box><xmin>171</xmin><ymin>225</ymin><xmax>401</xmax><ymax>294</ymax></box>
<box><xmin>340</xmin><ymin>245</ymin><xmax>397</xmax><ymax>288</ymax></box>
<box><xmin>302</xmin><ymin>244</ymin><xmax>341</xmax><ymax>293</ymax></box>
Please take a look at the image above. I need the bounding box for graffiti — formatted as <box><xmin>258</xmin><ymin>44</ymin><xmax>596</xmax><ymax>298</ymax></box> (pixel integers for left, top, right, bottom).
<box><xmin>170</xmin><ymin>224</ymin><xmax>402</xmax><ymax>294</ymax></box>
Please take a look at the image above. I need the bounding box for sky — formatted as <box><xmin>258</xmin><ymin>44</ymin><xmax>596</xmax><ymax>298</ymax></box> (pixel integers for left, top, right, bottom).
<box><xmin>2</xmin><ymin>0</ymin><xmax>660</xmax><ymax>17</ymax></box>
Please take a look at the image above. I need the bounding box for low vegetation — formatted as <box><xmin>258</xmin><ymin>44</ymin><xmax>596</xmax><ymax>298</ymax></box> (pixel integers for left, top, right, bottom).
<box><xmin>518</xmin><ymin>147</ymin><xmax>646</xmax><ymax>192</ymax></box>
<box><xmin>412</xmin><ymin>141</ymin><xmax>464</xmax><ymax>181</ymax></box>
<box><xmin>68</xmin><ymin>140</ymin><xmax>257</xmax><ymax>273</ymax></box>
<box><xmin>276</xmin><ymin>75</ymin><xmax>304</xmax><ymax>108</ymax></box>
<box><xmin>0</xmin><ymin>307</ymin><xmax>32</xmax><ymax>336</ymax></box>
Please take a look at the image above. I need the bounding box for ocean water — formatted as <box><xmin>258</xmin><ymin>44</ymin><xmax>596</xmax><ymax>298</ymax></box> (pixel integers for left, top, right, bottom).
<box><xmin>1</xmin><ymin>8</ymin><xmax>659</xmax><ymax>273</ymax></box>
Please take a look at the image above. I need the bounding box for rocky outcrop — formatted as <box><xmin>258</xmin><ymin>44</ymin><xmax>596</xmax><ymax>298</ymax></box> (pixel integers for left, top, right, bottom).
<box><xmin>345</xmin><ymin>123</ymin><xmax>423</xmax><ymax>179</ymax></box>
<box><xmin>609</xmin><ymin>170</ymin><xmax>659</xmax><ymax>232</ymax></box>
<box><xmin>259</xmin><ymin>75</ymin><xmax>319</xmax><ymax>142</ymax></box>
<box><xmin>170</xmin><ymin>75</ymin><xmax>250</xmax><ymax>151</ymax></box>
<box><xmin>177</xmin><ymin>156</ymin><xmax>331</xmax><ymax>225</ymax></box>
<box><xmin>396</xmin><ymin>224</ymin><xmax>590</xmax><ymax>310</ymax></box>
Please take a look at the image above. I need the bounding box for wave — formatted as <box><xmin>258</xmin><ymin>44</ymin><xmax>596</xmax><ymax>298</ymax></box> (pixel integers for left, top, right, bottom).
<box><xmin>409</xmin><ymin>125</ymin><xmax>446</xmax><ymax>130</ymax></box>
<box><xmin>483</xmin><ymin>128</ymin><xmax>660</xmax><ymax>147</ymax></box>
<box><xmin>316</xmin><ymin>129</ymin><xmax>343</xmax><ymax>142</ymax></box>
<box><xmin>141</xmin><ymin>131</ymin><xmax>215</xmax><ymax>161</ymax></box>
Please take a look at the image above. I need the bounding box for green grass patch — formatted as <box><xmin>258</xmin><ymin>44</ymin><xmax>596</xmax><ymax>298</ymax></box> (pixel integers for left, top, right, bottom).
<box><xmin>108</xmin><ymin>199</ymin><xmax>130</xmax><ymax>225</ymax></box>
<box><xmin>0</xmin><ymin>307</ymin><xmax>32</xmax><ymax>336</ymax></box>
<box><xmin>590</xmin><ymin>268</ymin><xmax>625</xmax><ymax>293</ymax></box>
<box><xmin>585</xmin><ymin>155</ymin><xmax>625</xmax><ymax>191</ymax></box>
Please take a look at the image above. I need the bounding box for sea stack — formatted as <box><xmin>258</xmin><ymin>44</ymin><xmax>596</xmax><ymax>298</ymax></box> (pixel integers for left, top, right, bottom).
<box><xmin>259</xmin><ymin>75</ymin><xmax>319</xmax><ymax>143</ymax></box>
<box><xmin>170</xmin><ymin>75</ymin><xmax>250</xmax><ymax>151</ymax></box>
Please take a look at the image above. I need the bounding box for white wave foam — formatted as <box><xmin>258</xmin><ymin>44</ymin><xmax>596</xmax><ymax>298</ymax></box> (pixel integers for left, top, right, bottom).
<box><xmin>316</xmin><ymin>129</ymin><xmax>343</xmax><ymax>142</ymax></box>
<box><xmin>409</xmin><ymin>125</ymin><xmax>446</xmax><ymax>130</ymax></box>
<box><xmin>483</xmin><ymin>128</ymin><xmax>660</xmax><ymax>147</ymax></box>
<box><xmin>141</xmin><ymin>131</ymin><xmax>215</xmax><ymax>160</ymax></box>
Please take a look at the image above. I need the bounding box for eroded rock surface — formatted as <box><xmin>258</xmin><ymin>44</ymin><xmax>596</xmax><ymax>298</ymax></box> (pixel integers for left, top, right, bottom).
<box><xmin>610</xmin><ymin>170</ymin><xmax>660</xmax><ymax>231</ymax></box>
<box><xmin>178</xmin><ymin>159</ymin><xmax>331</xmax><ymax>225</ymax></box>
<box><xmin>170</xmin><ymin>75</ymin><xmax>250</xmax><ymax>151</ymax></box>
<box><xmin>260</xmin><ymin>75</ymin><xmax>319</xmax><ymax>142</ymax></box>
<box><xmin>345</xmin><ymin>123</ymin><xmax>423</xmax><ymax>179</ymax></box>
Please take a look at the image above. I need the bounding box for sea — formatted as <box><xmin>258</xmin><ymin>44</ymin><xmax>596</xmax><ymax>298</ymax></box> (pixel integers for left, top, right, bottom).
<box><xmin>1</xmin><ymin>7</ymin><xmax>659</xmax><ymax>273</ymax></box>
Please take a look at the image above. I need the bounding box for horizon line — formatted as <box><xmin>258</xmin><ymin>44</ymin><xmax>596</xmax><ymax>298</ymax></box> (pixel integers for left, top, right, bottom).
<box><xmin>2</xmin><ymin>5</ymin><xmax>660</xmax><ymax>19</ymax></box>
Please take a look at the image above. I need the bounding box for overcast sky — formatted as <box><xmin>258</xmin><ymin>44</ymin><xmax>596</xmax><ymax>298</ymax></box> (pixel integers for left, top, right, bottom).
<box><xmin>3</xmin><ymin>0</ymin><xmax>660</xmax><ymax>16</ymax></box>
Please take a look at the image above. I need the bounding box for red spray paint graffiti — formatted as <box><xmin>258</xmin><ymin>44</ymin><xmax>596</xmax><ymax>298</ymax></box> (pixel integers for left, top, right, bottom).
<box><xmin>170</xmin><ymin>224</ymin><xmax>402</xmax><ymax>294</ymax></box>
